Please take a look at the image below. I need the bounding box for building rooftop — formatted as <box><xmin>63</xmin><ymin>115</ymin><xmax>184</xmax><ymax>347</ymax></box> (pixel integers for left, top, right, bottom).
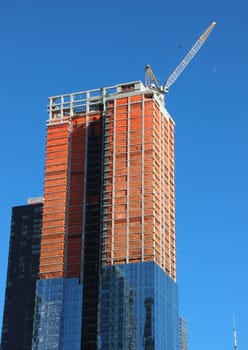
<box><xmin>47</xmin><ymin>80</ymin><xmax>167</xmax><ymax>123</ymax></box>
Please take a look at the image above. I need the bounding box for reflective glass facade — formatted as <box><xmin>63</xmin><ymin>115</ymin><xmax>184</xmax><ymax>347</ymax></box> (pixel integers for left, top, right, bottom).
<box><xmin>32</xmin><ymin>278</ymin><xmax>83</xmax><ymax>350</ymax></box>
<box><xmin>99</xmin><ymin>262</ymin><xmax>179</xmax><ymax>350</ymax></box>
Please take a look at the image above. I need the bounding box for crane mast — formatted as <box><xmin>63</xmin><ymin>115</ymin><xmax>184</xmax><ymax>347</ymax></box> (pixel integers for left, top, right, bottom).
<box><xmin>145</xmin><ymin>21</ymin><xmax>216</xmax><ymax>93</ymax></box>
<box><xmin>145</xmin><ymin>64</ymin><xmax>162</xmax><ymax>91</ymax></box>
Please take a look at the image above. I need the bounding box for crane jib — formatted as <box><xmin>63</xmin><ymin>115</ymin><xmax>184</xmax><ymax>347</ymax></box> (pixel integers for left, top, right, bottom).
<box><xmin>163</xmin><ymin>21</ymin><xmax>216</xmax><ymax>91</ymax></box>
<box><xmin>145</xmin><ymin>22</ymin><xmax>216</xmax><ymax>93</ymax></box>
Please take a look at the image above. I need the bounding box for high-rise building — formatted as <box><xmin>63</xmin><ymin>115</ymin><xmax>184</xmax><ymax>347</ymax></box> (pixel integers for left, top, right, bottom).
<box><xmin>0</xmin><ymin>198</ymin><xmax>43</xmax><ymax>350</ymax></box>
<box><xmin>179</xmin><ymin>316</ymin><xmax>188</xmax><ymax>350</ymax></box>
<box><xmin>31</xmin><ymin>80</ymin><xmax>179</xmax><ymax>350</ymax></box>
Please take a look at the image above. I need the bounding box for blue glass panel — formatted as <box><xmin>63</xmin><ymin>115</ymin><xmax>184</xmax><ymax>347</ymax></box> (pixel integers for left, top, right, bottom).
<box><xmin>99</xmin><ymin>262</ymin><xmax>179</xmax><ymax>350</ymax></box>
<box><xmin>63</xmin><ymin>279</ymin><xmax>83</xmax><ymax>349</ymax></box>
<box><xmin>32</xmin><ymin>278</ymin><xmax>83</xmax><ymax>350</ymax></box>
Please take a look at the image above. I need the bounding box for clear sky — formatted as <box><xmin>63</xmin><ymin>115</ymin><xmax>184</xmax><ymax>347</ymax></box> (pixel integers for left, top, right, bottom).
<box><xmin>0</xmin><ymin>0</ymin><xmax>247</xmax><ymax>349</ymax></box>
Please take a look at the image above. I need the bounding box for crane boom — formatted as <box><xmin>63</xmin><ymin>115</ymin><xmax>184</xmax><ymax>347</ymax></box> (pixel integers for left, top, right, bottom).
<box><xmin>163</xmin><ymin>21</ymin><xmax>216</xmax><ymax>92</ymax></box>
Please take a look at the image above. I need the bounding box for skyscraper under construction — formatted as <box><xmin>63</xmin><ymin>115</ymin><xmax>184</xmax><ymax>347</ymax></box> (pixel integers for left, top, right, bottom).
<box><xmin>31</xmin><ymin>80</ymin><xmax>179</xmax><ymax>350</ymax></box>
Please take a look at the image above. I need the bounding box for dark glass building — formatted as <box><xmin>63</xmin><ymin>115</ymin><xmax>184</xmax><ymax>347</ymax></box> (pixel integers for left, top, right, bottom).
<box><xmin>0</xmin><ymin>198</ymin><xmax>43</xmax><ymax>350</ymax></box>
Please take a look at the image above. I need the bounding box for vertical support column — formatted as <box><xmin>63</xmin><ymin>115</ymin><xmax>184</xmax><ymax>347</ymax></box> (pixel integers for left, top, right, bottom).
<box><xmin>80</xmin><ymin>111</ymin><xmax>88</xmax><ymax>282</ymax></box>
<box><xmin>169</xmin><ymin>120</ymin><xmax>176</xmax><ymax>280</ymax></box>
<box><xmin>141</xmin><ymin>95</ymin><xmax>145</xmax><ymax>261</ymax></box>
<box><xmin>61</xmin><ymin>96</ymin><xmax>64</xmax><ymax>119</ymax></box>
<box><xmin>158</xmin><ymin>107</ymin><xmax>163</xmax><ymax>268</ymax></box>
<box><xmin>111</xmin><ymin>99</ymin><xmax>116</xmax><ymax>265</ymax></box>
<box><xmin>70</xmin><ymin>94</ymin><xmax>73</xmax><ymax>116</ymax></box>
<box><xmin>161</xmin><ymin>113</ymin><xmax>165</xmax><ymax>270</ymax></box>
<box><xmin>48</xmin><ymin>97</ymin><xmax>53</xmax><ymax>120</ymax></box>
<box><xmin>63</xmin><ymin>120</ymin><xmax>72</xmax><ymax>276</ymax></box>
<box><xmin>166</xmin><ymin>117</ymin><xmax>171</xmax><ymax>276</ymax></box>
<box><xmin>126</xmin><ymin>97</ymin><xmax>130</xmax><ymax>263</ymax></box>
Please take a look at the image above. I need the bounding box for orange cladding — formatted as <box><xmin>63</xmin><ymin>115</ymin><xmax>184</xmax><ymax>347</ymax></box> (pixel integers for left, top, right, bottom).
<box><xmin>66</xmin><ymin>116</ymin><xmax>86</xmax><ymax>278</ymax></box>
<box><xmin>41</xmin><ymin>86</ymin><xmax>176</xmax><ymax>281</ymax></box>
<box><xmin>102</xmin><ymin>93</ymin><xmax>176</xmax><ymax>280</ymax></box>
<box><xmin>40</xmin><ymin>114</ymin><xmax>102</xmax><ymax>279</ymax></box>
<box><xmin>40</xmin><ymin>122</ymin><xmax>70</xmax><ymax>278</ymax></box>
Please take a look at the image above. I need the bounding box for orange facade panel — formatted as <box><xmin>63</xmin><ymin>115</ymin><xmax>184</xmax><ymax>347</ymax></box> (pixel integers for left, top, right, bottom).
<box><xmin>46</xmin><ymin>130</ymin><xmax>69</xmax><ymax>138</ymax></box>
<box><xmin>45</xmin><ymin>138</ymin><xmax>70</xmax><ymax>147</ymax></box>
<box><xmin>40</xmin><ymin>89</ymin><xmax>175</xmax><ymax>280</ymax></box>
<box><xmin>43</xmin><ymin>212</ymin><xmax>66</xmax><ymax>221</ymax></box>
<box><xmin>39</xmin><ymin>263</ymin><xmax>64</xmax><ymax>274</ymax></box>
<box><xmin>45</xmin><ymin>157</ymin><xmax>68</xmax><ymax>166</ymax></box>
<box><xmin>45</xmin><ymin>177</ymin><xmax>67</xmax><ymax>186</ymax></box>
<box><xmin>45</xmin><ymin>163</ymin><xmax>68</xmax><ymax>172</ymax></box>
<box><xmin>40</xmin><ymin>234</ymin><xmax>65</xmax><ymax>244</ymax></box>
<box><xmin>40</xmin><ymin>272</ymin><xmax>63</xmax><ymax>279</ymax></box>
<box><xmin>46</xmin><ymin>150</ymin><xmax>70</xmax><ymax>160</ymax></box>
<box><xmin>44</xmin><ymin>184</ymin><xmax>67</xmax><ymax>194</ymax></box>
<box><xmin>65</xmin><ymin>115</ymin><xmax>87</xmax><ymax>278</ymax></box>
<box><xmin>130</xmin><ymin>95</ymin><xmax>142</xmax><ymax>103</ymax></box>
<box><xmin>40</xmin><ymin>122</ymin><xmax>70</xmax><ymax>279</ymax></box>
<box><xmin>101</xmin><ymin>92</ymin><xmax>176</xmax><ymax>279</ymax></box>
<box><xmin>41</xmin><ymin>242</ymin><xmax>64</xmax><ymax>251</ymax></box>
<box><xmin>42</xmin><ymin>218</ymin><xmax>65</xmax><ymax>229</ymax></box>
<box><xmin>46</xmin><ymin>144</ymin><xmax>69</xmax><ymax>152</ymax></box>
<box><xmin>43</xmin><ymin>205</ymin><xmax>66</xmax><ymax>214</ymax></box>
<box><xmin>40</xmin><ymin>256</ymin><xmax>64</xmax><ymax>266</ymax></box>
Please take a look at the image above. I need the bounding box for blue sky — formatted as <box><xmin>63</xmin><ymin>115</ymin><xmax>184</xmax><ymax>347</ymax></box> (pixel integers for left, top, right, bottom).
<box><xmin>0</xmin><ymin>0</ymin><xmax>247</xmax><ymax>349</ymax></box>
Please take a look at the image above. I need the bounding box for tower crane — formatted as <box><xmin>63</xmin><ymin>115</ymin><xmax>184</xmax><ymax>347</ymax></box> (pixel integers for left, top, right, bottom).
<box><xmin>145</xmin><ymin>21</ymin><xmax>216</xmax><ymax>93</ymax></box>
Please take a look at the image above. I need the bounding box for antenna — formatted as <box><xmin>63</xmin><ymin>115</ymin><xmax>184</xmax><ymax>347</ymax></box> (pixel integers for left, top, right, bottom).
<box><xmin>233</xmin><ymin>316</ymin><xmax>238</xmax><ymax>350</ymax></box>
